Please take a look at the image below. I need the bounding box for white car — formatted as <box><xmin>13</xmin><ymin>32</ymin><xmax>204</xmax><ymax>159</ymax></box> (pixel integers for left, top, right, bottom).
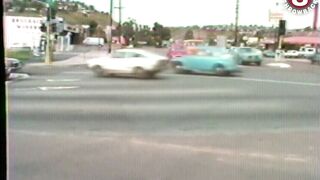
<box><xmin>284</xmin><ymin>50</ymin><xmax>300</xmax><ymax>58</ymax></box>
<box><xmin>87</xmin><ymin>49</ymin><xmax>168</xmax><ymax>78</ymax></box>
<box><xmin>299</xmin><ymin>47</ymin><xmax>316</xmax><ymax>58</ymax></box>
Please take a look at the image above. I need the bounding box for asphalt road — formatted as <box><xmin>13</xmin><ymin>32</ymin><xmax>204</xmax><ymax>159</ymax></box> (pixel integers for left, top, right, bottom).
<box><xmin>7</xmin><ymin>58</ymin><xmax>320</xmax><ymax>180</ymax></box>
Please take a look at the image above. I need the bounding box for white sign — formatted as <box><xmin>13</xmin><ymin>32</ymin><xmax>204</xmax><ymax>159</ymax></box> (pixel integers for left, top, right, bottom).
<box><xmin>216</xmin><ymin>36</ymin><xmax>226</xmax><ymax>47</ymax></box>
<box><xmin>105</xmin><ymin>26</ymin><xmax>112</xmax><ymax>41</ymax></box>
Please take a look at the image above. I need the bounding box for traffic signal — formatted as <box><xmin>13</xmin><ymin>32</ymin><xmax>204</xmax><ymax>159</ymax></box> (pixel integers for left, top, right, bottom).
<box><xmin>52</xmin><ymin>24</ymin><xmax>56</xmax><ymax>32</ymax></box>
<box><xmin>40</xmin><ymin>23</ymin><xmax>47</xmax><ymax>32</ymax></box>
<box><xmin>278</xmin><ymin>20</ymin><xmax>286</xmax><ymax>36</ymax></box>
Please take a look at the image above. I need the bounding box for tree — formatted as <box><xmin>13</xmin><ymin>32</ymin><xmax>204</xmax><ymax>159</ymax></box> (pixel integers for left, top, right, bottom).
<box><xmin>89</xmin><ymin>5</ymin><xmax>95</xmax><ymax>11</ymax></box>
<box><xmin>89</xmin><ymin>20</ymin><xmax>98</xmax><ymax>35</ymax></box>
<box><xmin>122</xmin><ymin>19</ymin><xmax>137</xmax><ymax>45</ymax></box>
<box><xmin>12</xmin><ymin>0</ymin><xmax>27</xmax><ymax>12</ymax></box>
<box><xmin>161</xmin><ymin>27</ymin><xmax>171</xmax><ymax>41</ymax></box>
<box><xmin>184</xmin><ymin>29</ymin><xmax>194</xmax><ymax>40</ymax></box>
<box><xmin>30</xmin><ymin>1</ymin><xmax>43</xmax><ymax>12</ymax></box>
<box><xmin>152</xmin><ymin>22</ymin><xmax>171</xmax><ymax>47</ymax></box>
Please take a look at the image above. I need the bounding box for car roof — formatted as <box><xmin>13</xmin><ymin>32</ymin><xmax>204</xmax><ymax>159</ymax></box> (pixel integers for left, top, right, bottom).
<box><xmin>114</xmin><ymin>48</ymin><xmax>166</xmax><ymax>58</ymax></box>
<box><xmin>115</xmin><ymin>48</ymin><xmax>149</xmax><ymax>53</ymax></box>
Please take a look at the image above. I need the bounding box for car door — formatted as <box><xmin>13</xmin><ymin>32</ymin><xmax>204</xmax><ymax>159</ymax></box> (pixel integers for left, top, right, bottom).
<box><xmin>122</xmin><ymin>52</ymin><xmax>148</xmax><ymax>72</ymax></box>
<box><xmin>106</xmin><ymin>51</ymin><xmax>127</xmax><ymax>72</ymax></box>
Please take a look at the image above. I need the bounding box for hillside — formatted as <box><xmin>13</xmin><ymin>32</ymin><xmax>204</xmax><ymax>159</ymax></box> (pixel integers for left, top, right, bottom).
<box><xmin>5</xmin><ymin>11</ymin><xmax>117</xmax><ymax>27</ymax></box>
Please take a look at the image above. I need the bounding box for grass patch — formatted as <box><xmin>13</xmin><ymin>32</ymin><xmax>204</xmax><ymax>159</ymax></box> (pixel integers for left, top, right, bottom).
<box><xmin>5</xmin><ymin>49</ymin><xmax>33</xmax><ymax>61</ymax></box>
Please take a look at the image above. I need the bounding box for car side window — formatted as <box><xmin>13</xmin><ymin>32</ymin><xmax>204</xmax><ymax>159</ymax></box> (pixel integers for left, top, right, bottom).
<box><xmin>112</xmin><ymin>52</ymin><xmax>125</xmax><ymax>58</ymax></box>
<box><xmin>125</xmin><ymin>52</ymin><xmax>145</xmax><ymax>58</ymax></box>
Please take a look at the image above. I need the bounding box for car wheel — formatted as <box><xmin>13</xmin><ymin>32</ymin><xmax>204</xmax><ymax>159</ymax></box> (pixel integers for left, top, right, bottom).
<box><xmin>133</xmin><ymin>67</ymin><xmax>148</xmax><ymax>79</ymax></box>
<box><xmin>214</xmin><ymin>64</ymin><xmax>226</xmax><ymax>76</ymax></box>
<box><xmin>92</xmin><ymin>66</ymin><xmax>104</xmax><ymax>77</ymax></box>
<box><xmin>172</xmin><ymin>63</ymin><xmax>185</xmax><ymax>74</ymax></box>
<box><xmin>256</xmin><ymin>62</ymin><xmax>261</xmax><ymax>66</ymax></box>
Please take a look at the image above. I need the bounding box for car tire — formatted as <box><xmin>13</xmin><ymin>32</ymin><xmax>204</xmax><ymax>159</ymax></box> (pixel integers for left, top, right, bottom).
<box><xmin>133</xmin><ymin>67</ymin><xmax>148</xmax><ymax>79</ymax></box>
<box><xmin>214</xmin><ymin>64</ymin><xmax>226</xmax><ymax>76</ymax></box>
<box><xmin>256</xmin><ymin>62</ymin><xmax>261</xmax><ymax>66</ymax></box>
<box><xmin>92</xmin><ymin>66</ymin><xmax>104</xmax><ymax>77</ymax></box>
<box><xmin>172</xmin><ymin>63</ymin><xmax>186</xmax><ymax>74</ymax></box>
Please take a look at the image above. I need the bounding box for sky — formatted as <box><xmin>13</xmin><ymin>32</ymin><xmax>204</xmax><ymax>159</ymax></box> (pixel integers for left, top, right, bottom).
<box><xmin>76</xmin><ymin>0</ymin><xmax>320</xmax><ymax>29</ymax></box>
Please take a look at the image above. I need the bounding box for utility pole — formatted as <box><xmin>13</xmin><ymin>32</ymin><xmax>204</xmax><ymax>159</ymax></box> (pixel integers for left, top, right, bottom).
<box><xmin>45</xmin><ymin>4</ymin><xmax>53</xmax><ymax>64</ymax></box>
<box><xmin>108</xmin><ymin>0</ymin><xmax>114</xmax><ymax>53</ymax></box>
<box><xmin>234</xmin><ymin>0</ymin><xmax>239</xmax><ymax>46</ymax></box>
<box><xmin>114</xmin><ymin>0</ymin><xmax>123</xmax><ymax>46</ymax></box>
<box><xmin>313</xmin><ymin>3</ymin><xmax>319</xmax><ymax>31</ymax></box>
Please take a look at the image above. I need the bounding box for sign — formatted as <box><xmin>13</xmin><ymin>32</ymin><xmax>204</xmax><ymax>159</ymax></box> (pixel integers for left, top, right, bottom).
<box><xmin>105</xmin><ymin>26</ymin><xmax>112</xmax><ymax>41</ymax></box>
<box><xmin>269</xmin><ymin>1</ymin><xmax>284</xmax><ymax>26</ymax></box>
<box><xmin>216</xmin><ymin>36</ymin><xmax>226</xmax><ymax>47</ymax></box>
<box><xmin>284</xmin><ymin>0</ymin><xmax>319</xmax><ymax>15</ymax></box>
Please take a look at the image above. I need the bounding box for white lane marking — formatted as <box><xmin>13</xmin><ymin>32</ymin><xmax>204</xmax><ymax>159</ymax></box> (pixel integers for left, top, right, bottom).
<box><xmin>233</xmin><ymin>77</ymin><xmax>320</xmax><ymax>87</ymax></box>
<box><xmin>46</xmin><ymin>79</ymin><xmax>80</xmax><ymax>82</ymax></box>
<box><xmin>266</xmin><ymin>63</ymin><xmax>291</xmax><ymax>68</ymax></box>
<box><xmin>38</xmin><ymin>86</ymin><xmax>79</xmax><ymax>91</ymax></box>
<box><xmin>63</xmin><ymin>71</ymin><xmax>91</xmax><ymax>74</ymax></box>
<box><xmin>169</xmin><ymin>74</ymin><xmax>320</xmax><ymax>87</ymax></box>
<box><xmin>130</xmin><ymin>138</ymin><xmax>309</xmax><ymax>163</ymax></box>
<box><xmin>10</xmin><ymin>73</ymin><xmax>30</xmax><ymax>79</ymax></box>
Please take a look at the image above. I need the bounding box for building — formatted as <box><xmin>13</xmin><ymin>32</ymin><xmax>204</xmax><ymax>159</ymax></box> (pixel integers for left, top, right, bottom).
<box><xmin>4</xmin><ymin>16</ymin><xmax>43</xmax><ymax>49</ymax></box>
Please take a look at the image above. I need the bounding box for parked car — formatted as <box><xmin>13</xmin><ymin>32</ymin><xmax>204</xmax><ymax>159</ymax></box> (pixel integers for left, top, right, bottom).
<box><xmin>5</xmin><ymin>58</ymin><xmax>23</xmax><ymax>72</ymax></box>
<box><xmin>171</xmin><ymin>47</ymin><xmax>240</xmax><ymax>76</ymax></box>
<box><xmin>263</xmin><ymin>50</ymin><xmax>275</xmax><ymax>58</ymax></box>
<box><xmin>167</xmin><ymin>39</ymin><xmax>206</xmax><ymax>59</ymax></box>
<box><xmin>284</xmin><ymin>50</ymin><xmax>300</xmax><ymax>58</ymax></box>
<box><xmin>299</xmin><ymin>47</ymin><xmax>316</xmax><ymax>58</ymax></box>
<box><xmin>231</xmin><ymin>47</ymin><xmax>263</xmax><ymax>66</ymax></box>
<box><xmin>309</xmin><ymin>52</ymin><xmax>320</xmax><ymax>65</ymax></box>
<box><xmin>167</xmin><ymin>44</ymin><xmax>188</xmax><ymax>59</ymax></box>
<box><xmin>83</xmin><ymin>37</ymin><xmax>104</xmax><ymax>46</ymax></box>
<box><xmin>87</xmin><ymin>49</ymin><xmax>168</xmax><ymax>78</ymax></box>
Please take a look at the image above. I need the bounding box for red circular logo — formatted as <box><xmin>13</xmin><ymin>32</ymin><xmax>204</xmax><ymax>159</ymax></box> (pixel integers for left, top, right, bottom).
<box><xmin>286</xmin><ymin>0</ymin><xmax>314</xmax><ymax>9</ymax></box>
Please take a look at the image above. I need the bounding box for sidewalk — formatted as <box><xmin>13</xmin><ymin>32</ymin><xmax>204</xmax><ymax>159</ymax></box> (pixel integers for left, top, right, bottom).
<box><xmin>27</xmin><ymin>50</ymin><xmax>109</xmax><ymax>67</ymax></box>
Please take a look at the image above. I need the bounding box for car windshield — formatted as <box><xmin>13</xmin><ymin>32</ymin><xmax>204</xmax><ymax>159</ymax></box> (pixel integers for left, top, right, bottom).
<box><xmin>196</xmin><ymin>48</ymin><xmax>230</xmax><ymax>56</ymax></box>
<box><xmin>238</xmin><ymin>48</ymin><xmax>255</xmax><ymax>53</ymax></box>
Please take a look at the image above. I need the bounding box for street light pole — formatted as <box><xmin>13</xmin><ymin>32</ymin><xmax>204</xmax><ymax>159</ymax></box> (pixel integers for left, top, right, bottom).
<box><xmin>234</xmin><ymin>0</ymin><xmax>239</xmax><ymax>46</ymax></box>
<box><xmin>108</xmin><ymin>0</ymin><xmax>114</xmax><ymax>53</ymax></box>
<box><xmin>45</xmin><ymin>4</ymin><xmax>53</xmax><ymax>64</ymax></box>
<box><xmin>114</xmin><ymin>0</ymin><xmax>123</xmax><ymax>46</ymax></box>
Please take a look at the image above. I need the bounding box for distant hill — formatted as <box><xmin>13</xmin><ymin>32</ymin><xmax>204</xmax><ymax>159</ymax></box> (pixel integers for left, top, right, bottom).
<box><xmin>5</xmin><ymin>11</ymin><xmax>117</xmax><ymax>27</ymax></box>
<box><xmin>4</xmin><ymin>0</ymin><xmax>117</xmax><ymax>27</ymax></box>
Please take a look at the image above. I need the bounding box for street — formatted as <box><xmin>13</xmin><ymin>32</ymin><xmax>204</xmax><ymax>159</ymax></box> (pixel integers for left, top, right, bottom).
<box><xmin>7</xmin><ymin>50</ymin><xmax>320</xmax><ymax>180</ymax></box>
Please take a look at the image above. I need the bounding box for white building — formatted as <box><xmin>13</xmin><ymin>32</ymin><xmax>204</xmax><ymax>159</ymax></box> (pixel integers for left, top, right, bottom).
<box><xmin>4</xmin><ymin>16</ymin><xmax>44</xmax><ymax>49</ymax></box>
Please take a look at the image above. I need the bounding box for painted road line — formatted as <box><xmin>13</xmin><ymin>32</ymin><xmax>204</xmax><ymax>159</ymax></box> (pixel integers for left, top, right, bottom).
<box><xmin>46</xmin><ymin>79</ymin><xmax>80</xmax><ymax>82</ymax></box>
<box><xmin>266</xmin><ymin>63</ymin><xmax>291</xmax><ymax>68</ymax></box>
<box><xmin>38</xmin><ymin>86</ymin><xmax>80</xmax><ymax>91</ymax></box>
<box><xmin>63</xmin><ymin>71</ymin><xmax>92</xmax><ymax>74</ymax></box>
<box><xmin>168</xmin><ymin>74</ymin><xmax>320</xmax><ymax>87</ymax></box>
<box><xmin>10</xmin><ymin>73</ymin><xmax>30</xmax><ymax>80</ymax></box>
<box><xmin>130</xmin><ymin>138</ymin><xmax>309</xmax><ymax>164</ymax></box>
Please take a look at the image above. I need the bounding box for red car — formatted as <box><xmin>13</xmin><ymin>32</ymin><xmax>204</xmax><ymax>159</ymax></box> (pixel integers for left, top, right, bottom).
<box><xmin>167</xmin><ymin>39</ymin><xmax>205</xmax><ymax>59</ymax></box>
<box><xmin>167</xmin><ymin>43</ymin><xmax>187</xmax><ymax>59</ymax></box>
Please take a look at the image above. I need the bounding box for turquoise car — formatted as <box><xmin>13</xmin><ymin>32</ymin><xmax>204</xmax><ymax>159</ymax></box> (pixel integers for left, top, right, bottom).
<box><xmin>171</xmin><ymin>47</ymin><xmax>240</xmax><ymax>76</ymax></box>
<box><xmin>309</xmin><ymin>52</ymin><xmax>320</xmax><ymax>65</ymax></box>
<box><xmin>232</xmin><ymin>47</ymin><xmax>263</xmax><ymax>66</ymax></box>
